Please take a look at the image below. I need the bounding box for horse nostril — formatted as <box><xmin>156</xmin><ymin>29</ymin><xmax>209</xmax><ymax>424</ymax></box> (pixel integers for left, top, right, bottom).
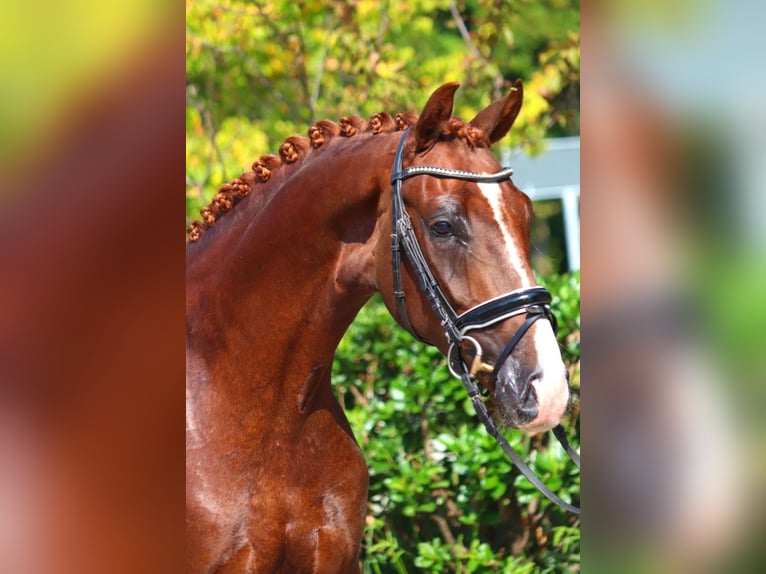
<box><xmin>525</xmin><ymin>368</ymin><xmax>544</xmax><ymax>389</ymax></box>
<box><xmin>494</xmin><ymin>365</ymin><xmax>541</xmax><ymax>426</ymax></box>
<box><xmin>517</xmin><ymin>383</ymin><xmax>538</xmax><ymax>424</ymax></box>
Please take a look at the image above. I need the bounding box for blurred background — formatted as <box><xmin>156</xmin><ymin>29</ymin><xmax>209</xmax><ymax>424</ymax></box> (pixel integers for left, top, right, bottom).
<box><xmin>0</xmin><ymin>2</ymin><xmax>185</xmax><ymax>573</ymax></box>
<box><xmin>582</xmin><ymin>0</ymin><xmax>766</xmax><ymax>572</ymax></box>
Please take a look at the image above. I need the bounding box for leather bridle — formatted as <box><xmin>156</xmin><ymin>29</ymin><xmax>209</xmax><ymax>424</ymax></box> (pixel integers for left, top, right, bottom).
<box><xmin>389</xmin><ymin>128</ymin><xmax>580</xmax><ymax>514</ymax></box>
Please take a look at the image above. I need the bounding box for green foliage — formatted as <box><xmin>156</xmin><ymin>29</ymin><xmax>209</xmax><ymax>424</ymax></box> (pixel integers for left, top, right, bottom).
<box><xmin>333</xmin><ymin>272</ymin><xmax>580</xmax><ymax>572</ymax></box>
<box><xmin>186</xmin><ymin>0</ymin><xmax>580</xmax><ymax>222</ymax></box>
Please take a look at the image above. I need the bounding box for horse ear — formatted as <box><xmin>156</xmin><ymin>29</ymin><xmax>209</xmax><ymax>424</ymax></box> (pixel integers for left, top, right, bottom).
<box><xmin>470</xmin><ymin>79</ymin><xmax>523</xmax><ymax>145</ymax></box>
<box><xmin>413</xmin><ymin>82</ymin><xmax>460</xmax><ymax>152</ymax></box>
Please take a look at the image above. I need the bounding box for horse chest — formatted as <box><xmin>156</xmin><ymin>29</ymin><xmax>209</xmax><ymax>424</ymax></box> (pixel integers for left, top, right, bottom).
<box><xmin>189</xmin><ymin>405</ymin><xmax>369</xmax><ymax>574</ymax></box>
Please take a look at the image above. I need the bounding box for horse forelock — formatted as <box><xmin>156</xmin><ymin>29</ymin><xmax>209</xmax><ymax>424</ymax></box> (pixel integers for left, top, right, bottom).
<box><xmin>186</xmin><ymin>113</ymin><xmax>486</xmax><ymax>243</ymax></box>
<box><xmin>445</xmin><ymin>117</ymin><xmax>487</xmax><ymax>148</ymax></box>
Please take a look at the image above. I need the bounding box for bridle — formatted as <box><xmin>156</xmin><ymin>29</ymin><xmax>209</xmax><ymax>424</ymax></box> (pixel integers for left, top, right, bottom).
<box><xmin>389</xmin><ymin>128</ymin><xmax>580</xmax><ymax>514</ymax></box>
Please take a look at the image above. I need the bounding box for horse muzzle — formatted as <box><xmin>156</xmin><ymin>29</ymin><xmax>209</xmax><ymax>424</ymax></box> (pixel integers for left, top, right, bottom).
<box><xmin>451</xmin><ymin>315</ymin><xmax>570</xmax><ymax>432</ymax></box>
<box><xmin>494</xmin><ymin>356</ymin><xmax>569</xmax><ymax>431</ymax></box>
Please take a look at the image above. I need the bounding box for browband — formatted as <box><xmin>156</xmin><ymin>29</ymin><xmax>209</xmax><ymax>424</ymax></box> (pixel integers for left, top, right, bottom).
<box><xmin>392</xmin><ymin>165</ymin><xmax>515</xmax><ymax>184</ymax></box>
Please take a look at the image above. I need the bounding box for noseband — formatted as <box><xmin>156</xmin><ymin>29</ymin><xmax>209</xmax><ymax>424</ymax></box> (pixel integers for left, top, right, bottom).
<box><xmin>390</xmin><ymin>128</ymin><xmax>580</xmax><ymax>514</ymax></box>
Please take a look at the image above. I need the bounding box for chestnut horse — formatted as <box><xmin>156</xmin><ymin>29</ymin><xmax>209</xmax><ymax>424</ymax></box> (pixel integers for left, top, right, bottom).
<box><xmin>186</xmin><ymin>81</ymin><xmax>571</xmax><ymax>573</ymax></box>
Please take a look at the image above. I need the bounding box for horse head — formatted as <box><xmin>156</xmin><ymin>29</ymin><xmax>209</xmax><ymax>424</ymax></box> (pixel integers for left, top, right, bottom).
<box><xmin>375</xmin><ymin>81</ymin><xmax>570</xmax><ymax>432</ymax></box>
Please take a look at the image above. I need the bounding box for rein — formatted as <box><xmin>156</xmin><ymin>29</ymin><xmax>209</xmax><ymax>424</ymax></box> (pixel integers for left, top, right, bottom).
<box><xmin>390</xmin><ymin>128</ymin><xmax>580</xmax><ymax>514</ymax></box>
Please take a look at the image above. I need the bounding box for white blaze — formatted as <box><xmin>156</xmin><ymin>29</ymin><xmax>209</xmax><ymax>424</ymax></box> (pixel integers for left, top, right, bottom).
<box><xmin>476</xmin><ymin>182</ymin><xmax>569</xmax><ymax>431</ymax></box>
<box><xmin>528</xmin><ymin>322</ymin><xmax>570</xmax><ymax>431</ymax></box>
<box><xmin>476</xmin><ymin>183</ymin><xmax>532</xmax><ymax>288</ymax></box>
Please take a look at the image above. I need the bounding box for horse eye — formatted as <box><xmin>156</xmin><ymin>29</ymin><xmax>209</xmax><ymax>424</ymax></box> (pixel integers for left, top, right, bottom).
<box><xmin>430</xmin><ymin>220</ymin><xmax>453</xmax><ymax>237</ymax></box>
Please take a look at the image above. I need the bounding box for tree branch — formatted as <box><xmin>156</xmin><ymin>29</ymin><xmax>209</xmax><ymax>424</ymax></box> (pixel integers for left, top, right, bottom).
<box><xmin>309</xmin><ymin>9</ymin><xmax>336</xmax><ymax>120</ymax></box>
<box><xmin>448</xmin><ymin>0</ymin><xmax>482</xmax><ymax>60</ymax></box>
<box><xmin>186</xmin><ymin>84</ymin><xmax>225</xmax><ymax>189</ymax></box>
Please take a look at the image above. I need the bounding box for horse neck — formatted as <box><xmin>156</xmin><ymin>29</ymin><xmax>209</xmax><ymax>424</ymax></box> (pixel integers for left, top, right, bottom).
<box><xmin>187</xmin><ymin>133</ymin><xmax>393</xmax><ymax>408</ymax></box>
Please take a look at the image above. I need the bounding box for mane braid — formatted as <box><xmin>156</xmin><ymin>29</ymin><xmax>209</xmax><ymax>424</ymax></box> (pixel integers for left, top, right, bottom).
<box><xmin>309</xmin><ymin>120</ymin><xmax>341</xmax><ymax>148</ymax></box>
<box><xmin>186</xmin><ymin>111</ymin><xmax>484</xmax><ymax>242</ymax></box>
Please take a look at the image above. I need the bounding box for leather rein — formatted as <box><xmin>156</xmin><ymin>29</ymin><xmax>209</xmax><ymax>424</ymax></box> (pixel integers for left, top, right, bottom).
<box><xmin>389</xmin><ymin>128</ymin><xmax>580</xmax><ymax>514</ymax></box>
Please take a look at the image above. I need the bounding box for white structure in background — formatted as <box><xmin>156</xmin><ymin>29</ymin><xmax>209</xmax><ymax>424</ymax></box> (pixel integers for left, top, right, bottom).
<box><xmin>502</xmin><ymin>137</ymin><xmax>580</xmax><ymax>271</ymax></box>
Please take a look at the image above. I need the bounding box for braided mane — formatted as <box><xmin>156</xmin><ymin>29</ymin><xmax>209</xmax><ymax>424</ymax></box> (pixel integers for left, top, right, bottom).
<box><xmin>186</xmin><ymin>112</ymin><xmax>486</xmax><ymax>243</ymax></box>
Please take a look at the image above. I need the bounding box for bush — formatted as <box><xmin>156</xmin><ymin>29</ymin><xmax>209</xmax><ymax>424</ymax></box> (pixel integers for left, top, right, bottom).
<box><xmin>332</xmin><ymin>272</ymin><xmax>580</xmax><ymax>572</ymax></box>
